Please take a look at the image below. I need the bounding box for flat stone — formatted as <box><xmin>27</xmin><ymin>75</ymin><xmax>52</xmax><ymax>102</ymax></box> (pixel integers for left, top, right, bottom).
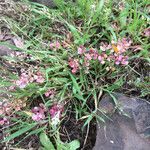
<box><xmin>0</xmin><ymin>33</ymin><xmax>21</xmax><ymax>72</ymax></box>
<box><xmin>0</xmin><ymin>33</ymin><xmax>14</xmax><ymax>57</ymax></box>
<box><xmin>93</xmin><ymin>93</ymin><xmax>150</xmax><ymax>150</ymax></box>
<box><xmin>0</xmin><ymin>45</ymin><xmax>12</xmax><ymax>56</ymax></box>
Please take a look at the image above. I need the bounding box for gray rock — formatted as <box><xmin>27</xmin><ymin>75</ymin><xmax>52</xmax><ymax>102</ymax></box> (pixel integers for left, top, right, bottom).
<box><xmin>0</xmin><ymin>45</ymin><xmax>12</xmax><ymax>56</ymax></box>
<box><xmin>0</xmin><ymin>34</ymin><xmax>20</xmax><ymax>72</ymax></box>
<box><xmin>0</xmin><ymin>36</ymin><xmax>14</xmax><ymax>56</ymax></box>
<box><xmin>93</xmin><ymin>93</ymin><xmax>150</xmax><ymax>150</ymax></box>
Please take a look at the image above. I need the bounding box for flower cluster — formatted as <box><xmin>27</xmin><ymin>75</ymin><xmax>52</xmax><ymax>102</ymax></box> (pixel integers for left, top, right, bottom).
<box><xmin>0</xmin><ymin>100</ymin><xmax>11</xmax><ymax>117</ymax></box>
<box><xmin>12</xmin><ymin>99</ymin><xmax>26</xmax><ymax>111</ymax></box>
<box><xmin>0</xmin><ymin>117</ymin><xmax>8</xmax><ymax>126</ymax></box>
<box><xmin>45</xmin><ymin>89</ymin><xmax>55</xmax><ymax>98</ymax></box>
<box><xmin>32</xmin><ymin>104</ymin><xmax>46</xmax><ymax>121</ymax></box>
<box><xmin>49</xmin><ymin>104</ymin><xmax>63</xmax><ymax>119</ymax></box>
<box><xmin>68</xmin><ymin>38</ymin><xmax>132</xmax><ymax>73</ymax></box>
<box><xmin>50</xmin><ymin>41</ymin><xmax>61</xmax><ymax>50</ymax></box>
<box><xmin>31</xmin><ymin>103</ymin><xmax>63</xmax><ymax>125</ymax></box>
<box><xmin>15</xmin><ymin>72</ymin><xmax>29</xmax><ymax>89</ymax></box>
<box><xmin>33</xmin><ymin>72</ymin><xmax>45</xmax><ymax>84</ymax></box>
<box><xmin>0</xmin><ymin>99</ymin><xmax>26</xmax><ymax>125</ymax></box>
<box><xmin>49</xmin><ymin>104</ymin><xmax>64</xmax><ymax>126</ymax></box>
<box><xmin>15</xmin><ymin>71</ymin><xmax>45</xmax><ymax>89</ymax></box>
<box><xmin>0</xmin><ymin>99</ymin><xmax>63</xmax><ymax>125</ymax></box>
<box><xmin>68</xmin><ymin>58</ymin><xmax>79</xmax><ymax>74</ymax></box>
<box><xmin>110</xmin><ymin>38</ymin><xmax>132</xmax><ymax>65</ymax></box>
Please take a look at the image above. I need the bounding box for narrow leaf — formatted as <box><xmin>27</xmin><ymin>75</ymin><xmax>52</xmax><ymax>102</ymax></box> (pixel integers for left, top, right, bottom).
<box><xmin>3</xmin><ymin>123</ymin><xmax>37</xmax><ymax>142</ymax></box>
<box><xmin>68</xmin><ymin>140</ymin><xmax>80</xmax><ymax>150</ymax></box>
<box><xmin>40</xmin><ymin>132</ymin><xmax>55</xmax><ymax>150</ymax></box>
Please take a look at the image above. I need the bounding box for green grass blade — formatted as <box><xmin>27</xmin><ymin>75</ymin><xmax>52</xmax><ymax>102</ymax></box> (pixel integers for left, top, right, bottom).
<box><xmin>3</xmin><ymin>123</ymin><xmax>37</xmax><ymax>142</ymax></box>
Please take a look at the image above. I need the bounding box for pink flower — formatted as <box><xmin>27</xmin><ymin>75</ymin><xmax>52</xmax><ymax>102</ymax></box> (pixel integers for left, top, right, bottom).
<box><xmin>121</xmin><ymin>38</ymin><xmax>132</xmax><ymax>48</ymax></box>
<box><xmin>56</xmin><ymin>41</ymin><xmax>61</xmax><ymax>48</ymax></box>
<box><xmin>116</xmin><ymin>43</ymin><xmax>125</xmax><ymax>53</ymax></box>
<box><xmin>101</xmin><ymin>53</ymin><xmax>108</xmax><ymax>59</ymax></box>
<box><xmin>0</xmin><ymin>100</ymin><xmax>12</xmax><ymax>115</ymax></box>
<box><xmin>121</xmin><ymin>60</ymin><xmax>128</xmax><ymax>65</ymax></box>
<box><xmin>32</xmin><ymin>105</ymin><xmax>46</xmax><ymax>122</ymax></box>
<box><xmin>107</xmin><ymin>57</ymin><xmax>111</xmax><ymax>61</ymax></box>
<box><xmin>78</xmin><ymin>46</ymin><xmax>85</xmax><ymax>55</ymax></box>
<box><xmin>89</xmin><ymin>49</ymin><xmax>98</xmax><ymax>60</ymax></box>
<box><xmin>121</xmin><ymin>56</ymin><xmax>129</xmax><ymax>65</ymax></box>
<box><xmin>9</xmin><ymin>85</ymin><xmax>16</xmax><ymax>91</ymax></box>
<box><xmin>115</xmin><ymin>61</ymin><xmax>120</xmax><ymax>65</ymax></box>
<box><xmin>100</xmin><ymin>42</ymin><xmax>111</xmax><ymax>51</ymax></box>
<box><xmin>114</xmin><ymin>55</ymin><xmax>123</xmax><ymax>65</ymax></box>
<box><xmin>85</xmin><ymin>53</ymin><xmax>92</xmax><ymax>60</ymax></box>
<box><xmin>32</xmin><ymin>113</ymin><xmax>45</xmax><ymax>121</ymax></box>
<box><xmin>50</xmin><ymin>41</ymin><xmax>61</xmax><ymax>49</ymax></box>
<box><xmin>116</xmin><ymin>38</ymin><xmax>132</xmax><ymax>54</ymax></box>
<box><xmin>0</xmin><ymin>117</ymin><xmax>9</xmax><ymax>125</ymax></box>
<box><xmin>68</xmin><ymin>58</ymin><xmax>79</xmax><ymax>74</ymax></box>
<box><xmin>32</xmin><ymin>106</ymin><xmax>43</xmax><ymax>113</ymax></box>
<box><xmin>16</xmin><ymin>73</ymin><xmax>29</xmax><ymax>88</ymax></box>
<box><xmin>84</xmin><ymin>57</ymin><xmax>90</xmax><ymax>67</ymax></box>
<box><xmin>93</xmin><ymin>52</ymin><xmax>98</xmax><ymax>60</ymax></box>
<box><xmin>49</xmin><ymin>104</ymin><xmax>63</xmax><ymax>119</ymax></box>
<box><xmin>101</xmin><ymin>60</ymin><xmax>105</xmax><ymax>64</ymax></box>
<box><xmin>15</xmin><ymin>71</ymin><xmax>45</xmax><ymax>88</ymax></box>
<box><xmin>98</xmin><ymin>55</ymin><xmax>105</xmax><ymax>64</ymax></box>
<box><xmin>98</xmin><ymin>55</ymin><xmax>102</xmax><ymax>61</ymax></box>
<box><xmin>16</xmin><ymin>78</ymin><xmax>28</xmax><ymax>88</ymax></box>
<box><xmin>117</xmin><ymin>55</ymin><xmax>123</xmax><ymax>61</ymax></box>
<box><xmin>36</xmin><ymin>76</ymin><xmax>45</xmax><ymax>83</ymax></box>
<box><xmin>45</xmin><ymin>91</ymin><xmax>50</xmax><ymax>97</ymax></box>
<box><xmin>13</xmin><ymin>37</ymin><xmax>24</xmax><ymax>49</ymax></box>
<box><xmin>114</xmin><ymin>55</ymin><xmax>129</xmax><ymax>65</ymax></box>
<box><xmin>71</xmin><ymin>67</ymin><xmax>78</xmax><ymax>74</ymax></box>
<box><xmin>34</xmin><ymin>72</ymin><xmax>45</xmax><ymax>83</ymax></box>
<box><xmin>143</xmin><ymin>28</ymin><xmax>150</xmax><ymax>37</ymax></box>
<box><xmin>68</xmin><ymin>58</ymin><xmax>78</xmax><ymax>68</ymax></box>
<box><xmin>45</xmin><ymin>89</ymin><xmax>55</xmax><ymax>98</ymax></box>
<box><xmin>50</xmin><ymin>43</ymin><xmax>54</xmax><ymax>49</ymax></box>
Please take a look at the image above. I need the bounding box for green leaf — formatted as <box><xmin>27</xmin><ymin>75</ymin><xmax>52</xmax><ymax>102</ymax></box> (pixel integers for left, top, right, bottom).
<box><xmin>106</xmin><ymin>77</ymin><xmax>124</xmax><ymax>91</ymax></box>
<box><xmin>97</xmin><ymin>0</ymin><xmax>105</xmax><ymax>12</ymax></box>
<box><xmin>92</xmin><ymin>0</ymin><xmax>105</xmax><ymax>23</ymax></box>
<box><xmin>45</xmin><ymin>66</ymin><xmax>62</xmax><ymax>81</ymax></box>
<box><xmin>119</xmin><ymin>9</ymin><xmax>128</xmax><ymax>28</ymax></box>
<box><xmin>108</xmin><ymin>27</ymin><xmax>117</xmax><ymax>42</ymax></box>
<box><xmin>83</xmin><ymin>114</ymin><xmax>93</xmax><ymax>128</ymax></box>
<box><xmin>3</xmin><ymin>123</ymin><xmax>37</xmax><ymax>142</ymax></box>
<box><xmin>40</xmin><ymin>132</ymin><xmax>55</xmax><ymax>150</ymax></box>
<box><xmin>102</xmin><ymin>89</ymin><xmax>118</xmax><ymax>106</ymax></box>
<box><xmin>66</xmin><ymin>23</ymin><xmax>81</xmax><ymax>44</ymax></box>
<box><xmin>67</xmin><ymin>140</ymin><xmax>80</xmax><ymax>150</ymax></box>
<box><xmin>15</xmin><ymin>127</ymin><xmax>46</xmax><ymax>146</ymax></box>
<box><xmin>69</xmin><ymin>73</ymin><xmax>83</xmax><ymax>95</ymax></box>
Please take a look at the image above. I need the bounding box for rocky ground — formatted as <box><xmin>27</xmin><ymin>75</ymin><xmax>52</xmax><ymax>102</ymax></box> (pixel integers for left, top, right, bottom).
<box><xmin>94</xmin><ymin>93</ymin><xmax>150</xmax><ymax>150</ymax></box>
